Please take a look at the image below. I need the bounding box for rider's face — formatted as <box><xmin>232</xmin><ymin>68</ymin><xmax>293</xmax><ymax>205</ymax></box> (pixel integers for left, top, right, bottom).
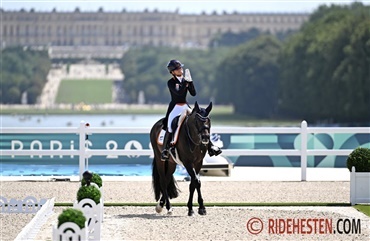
<box><xmin>172</xmin><ymin>67</ymin><xmax>183</xmax><ymax>77</ymax></box>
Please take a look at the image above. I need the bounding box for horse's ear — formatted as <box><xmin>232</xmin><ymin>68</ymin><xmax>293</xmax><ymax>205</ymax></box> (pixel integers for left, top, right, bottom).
<box><xmin>193</xmin><ymin>101</ymin><xmax>200</xmax><ymax>112</ymax></box>
<box><xmin>206</xmin><ymin>102</ymin><xmax>213</xmax><ymax>114</ymax></box>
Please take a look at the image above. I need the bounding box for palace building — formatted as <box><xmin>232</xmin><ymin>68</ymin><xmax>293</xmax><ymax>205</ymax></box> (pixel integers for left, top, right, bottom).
<box><xmin>1</xmin><ymin>8</ymin><xmax>309</xmax><ymax>50</ymax></box>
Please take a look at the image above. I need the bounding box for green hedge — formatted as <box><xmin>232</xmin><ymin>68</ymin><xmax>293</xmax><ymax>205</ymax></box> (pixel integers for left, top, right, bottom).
<box><xmin>77</xmin><ymin>185</ymin><xmax>101</xmax><ymax>204</ymax></box>
<box><xmin>58</xmin><ymin>208</ymin><xmax>86</xmax><ymax>229</ymax></box>
<box><xmin>347</xmin><ymin>147</ymin><xmax>370</xmax><ymax>172</ymax></box>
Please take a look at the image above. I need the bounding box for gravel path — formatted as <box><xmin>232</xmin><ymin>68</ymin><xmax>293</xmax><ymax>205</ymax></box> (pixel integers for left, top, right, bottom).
<box><xmin>1</xmin><ymin>180</ymin><xmax>350</xmax><ymax>203</ymax></box>
<box><xmin>0</xmin><ymin>213</ymin><xmax>35</xmax><ymax>241</ymax></box>
<box><xmin>1</xmin><ymin>180</ymin><xmax>367</xmax><ymax>241</ymax></box>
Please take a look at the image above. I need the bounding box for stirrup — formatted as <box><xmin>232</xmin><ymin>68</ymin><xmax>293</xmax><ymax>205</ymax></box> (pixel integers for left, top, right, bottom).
<box><xmin>161</xmin><ymin>149</ymin><xmax>169</xmax><ymax>161</ymax></box>
<box><xmin>209</xmin><ymin>146</ymin><xmax>222</xmax><ymax>157</ymax></box>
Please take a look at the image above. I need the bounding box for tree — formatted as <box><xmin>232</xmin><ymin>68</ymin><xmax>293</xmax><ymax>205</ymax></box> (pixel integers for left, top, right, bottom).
<box><xmin>209</xmin><ymin>28</ymin><xmax>261</xmax><ymax>48</ymax></box>
<box><xmin>278</xmin><ymin>3</ymin><xmax>370</xmax><ymax>123</ymax></box>
<box><xmin>215</xmin><ymin>35</ymin><xmax>282</xmax><ymax>118</ymax></box>
<box><xmin>0</xmin><ymin>47</ymin><xmax>50</xmax><ymax>104</ymax></box>
<box><xmin>120</xmin><ymin>46</ymin><xmax>229</xmax><ymax>104</ymax></box>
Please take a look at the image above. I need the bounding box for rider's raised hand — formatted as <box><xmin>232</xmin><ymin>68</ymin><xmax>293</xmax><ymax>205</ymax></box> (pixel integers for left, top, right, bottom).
<box><xmin>184</xmin><ymin>69</ymin><xmax>193</xmax><ymax>82</ymax></box>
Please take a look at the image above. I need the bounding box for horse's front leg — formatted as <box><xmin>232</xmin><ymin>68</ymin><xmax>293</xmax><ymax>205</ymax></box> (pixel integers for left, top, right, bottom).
<box><xmin>185</xmin><ymin>167</ymin><xmax>202</xmax><ymax>216</ymax></box>
<box><xmin>195</xmin><ymin>174</ymin><xmax>206</xmax><ymax>215</ymax></box>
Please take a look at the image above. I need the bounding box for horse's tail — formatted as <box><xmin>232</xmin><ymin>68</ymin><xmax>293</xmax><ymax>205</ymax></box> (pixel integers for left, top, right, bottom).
<box><xmin>167</xmin><ymin>174</ymin><xmax>179</xmax><ymax>199</ymax></box>
<box><xmin>152</xmin><ymin>158</ymin><xmax>179</xmax><ymax>201</ymax></box>
<box><xmin>152</xmin><ymin>158</ymin><xmax>161</xmax><ymax>201</ymax></box>
<box><xmin>166</xmin><ymin>160</ymin><xmax>180</xmax><ymax>199</ymax></box>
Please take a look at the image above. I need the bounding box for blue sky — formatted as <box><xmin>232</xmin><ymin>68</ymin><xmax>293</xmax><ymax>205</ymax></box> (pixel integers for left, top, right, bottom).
<box><xmin>1</xmin><ymin>0</ymin><xmax>365</xmax><ymax>14</ymax></box>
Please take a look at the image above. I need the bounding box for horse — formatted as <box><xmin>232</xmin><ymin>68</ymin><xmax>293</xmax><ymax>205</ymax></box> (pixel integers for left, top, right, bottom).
<box><xmin>150</xmin><ymin>101</ymin><xmax>213</xmax><ymax>216</ymax></box>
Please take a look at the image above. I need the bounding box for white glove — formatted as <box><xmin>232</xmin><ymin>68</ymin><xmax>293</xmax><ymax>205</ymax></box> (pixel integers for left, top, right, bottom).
<box><xmin>184</xmin><ymin>69</ymin><xmax>193</xmax><ymax>82</ymax></box>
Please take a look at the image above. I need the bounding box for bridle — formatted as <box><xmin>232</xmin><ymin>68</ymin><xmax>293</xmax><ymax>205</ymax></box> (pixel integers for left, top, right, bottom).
<box><xmin>195</xmin><ymin>113</ymin><xmax>210</xmax><ymax>139</ymax></box>
<box><xmin>185</xmin><ymin>111</ymin><xmax>211</xmax><ymax>151</ymax></box>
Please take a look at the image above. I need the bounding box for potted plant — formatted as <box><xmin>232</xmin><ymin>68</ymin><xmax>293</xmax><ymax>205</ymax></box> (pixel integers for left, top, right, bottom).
<box><xmin>81</xmin><ymin>170</ymin><xmax>104</xmax><ymax>205</ymax></box>
<box><xmin>347</xmin><ymin>147</ymin><xmax>370</xmax><ymax>172</ymax></box>
<box><xmin>75</xmin><ymin>171</ymin><xmax>103</xmax><ymax>240</ymax></box>
<box><xmin>58</xmin><ymin>208</ymin><xmax>86</xmax><ymax>229</ymax></box>
<box><xmin>77</xmin><ymin>185</ymin><xmax>101</xmax><ymax>205</ymax></box>
<box><xmin>347</xmin><ymin>147</ymin><xmax>370</xmax><ymax>205</ymax></box>
<box><xmin>53</xmin><ymin>208</ymin><xmax>88</xmax><ymax>240</ymax></box>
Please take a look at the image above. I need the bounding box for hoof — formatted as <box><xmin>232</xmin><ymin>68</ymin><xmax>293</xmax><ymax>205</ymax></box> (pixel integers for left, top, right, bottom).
<box><xmin>155</xmin><ymin>203</ymin><xmax>163</xmax><ymax>213</ymax></box>
<box><xmin>188</xmin><ymin>210</ymin><xmax>194</xmax><ymax>216</ymax></box>
<box><xmin>198</xmin><ymin>208</ymin><xmax>207</xmax><ymax>215</ymax></box>
<box><xmin>167</xmin><ymin>208</ymin><xmax>173</xmax><ymax>215</ymax></box>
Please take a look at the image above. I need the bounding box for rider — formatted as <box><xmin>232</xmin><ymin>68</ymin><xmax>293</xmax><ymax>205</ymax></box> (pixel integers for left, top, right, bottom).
<box><xmin>161</xmin><ymin>59</ymin><xmax>222</xmax><ymax>160</ymax></box>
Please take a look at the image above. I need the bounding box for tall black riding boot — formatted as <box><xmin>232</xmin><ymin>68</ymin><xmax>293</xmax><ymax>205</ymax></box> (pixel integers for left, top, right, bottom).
<box><xmin>208</xmin><ymin>141</ymin><xmax>222</xmax><ymax>157</ymax></box>
<box><xmin>161</xmin><ymin>131</ymin><xmax>172</xmax><ymax>160</ymax></box>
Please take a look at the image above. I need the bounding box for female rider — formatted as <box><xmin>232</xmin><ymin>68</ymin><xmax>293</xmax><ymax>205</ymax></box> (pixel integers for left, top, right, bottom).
<box><xmin>161</xmin><ymin>59</ymin><xmax>222</xmax><ymax>160</ymax></box>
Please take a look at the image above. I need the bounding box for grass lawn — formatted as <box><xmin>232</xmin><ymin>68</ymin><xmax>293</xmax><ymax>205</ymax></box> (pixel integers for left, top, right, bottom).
<box><xmin>56</xmin><ymin>79</ymin><xmax>113</xmax><ymax>104</ymax></box>
<box><xmin>354</xmin><ymin>204</ymin><xmax>370</xmax><ymax>217</ymax></box>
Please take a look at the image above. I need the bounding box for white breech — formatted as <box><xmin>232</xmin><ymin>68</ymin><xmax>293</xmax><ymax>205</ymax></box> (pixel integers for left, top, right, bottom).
<box><xmin>167</xmin><ymin>104</ymin><xmax>191</xmax><ymax>133</ymax></box>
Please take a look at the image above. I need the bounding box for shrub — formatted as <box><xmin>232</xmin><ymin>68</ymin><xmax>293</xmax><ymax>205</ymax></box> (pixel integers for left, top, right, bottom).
<box><xmin>77</xmin><ymin>185</ymin><xmax>101</xmax><ymax>204</ymax></box>
<box><xmin>347</xmin><ymin>147</ymin><xmax>370</xmax><ymax>172</ymax></box>
<box><xmin>81</xmin><ymin>172</ymin><xmax>103</xmax><ymax>188</ymax></box>
<box><xmin>58</xmin><ymin>208</ymin><xmax>86</xmax><ymax>229</ymax></box>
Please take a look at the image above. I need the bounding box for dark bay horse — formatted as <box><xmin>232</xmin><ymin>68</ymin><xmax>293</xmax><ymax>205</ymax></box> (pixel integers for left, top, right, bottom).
<box><xmin>150</xmin><ymin>102</ymin><xmax>213</xmax><ymax>216</ymax></box>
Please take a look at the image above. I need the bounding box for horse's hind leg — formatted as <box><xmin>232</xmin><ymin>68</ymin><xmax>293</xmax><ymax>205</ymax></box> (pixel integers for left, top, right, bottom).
<box><xmin>155</xmin><ymin>195</ymin><xmax>166</xmax><ymax>213</ymax></box>
<box><xmin>160</xmin><ymin>178</ymin><xmax>173</xmax><ymax>215</ymax></box>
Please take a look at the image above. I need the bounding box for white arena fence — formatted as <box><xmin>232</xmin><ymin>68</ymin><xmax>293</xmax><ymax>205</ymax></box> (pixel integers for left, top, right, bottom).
<box><xmin>1</xmin><ymin>121</ymin><xmax>369</xmax><ymax>181</ymax></box>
